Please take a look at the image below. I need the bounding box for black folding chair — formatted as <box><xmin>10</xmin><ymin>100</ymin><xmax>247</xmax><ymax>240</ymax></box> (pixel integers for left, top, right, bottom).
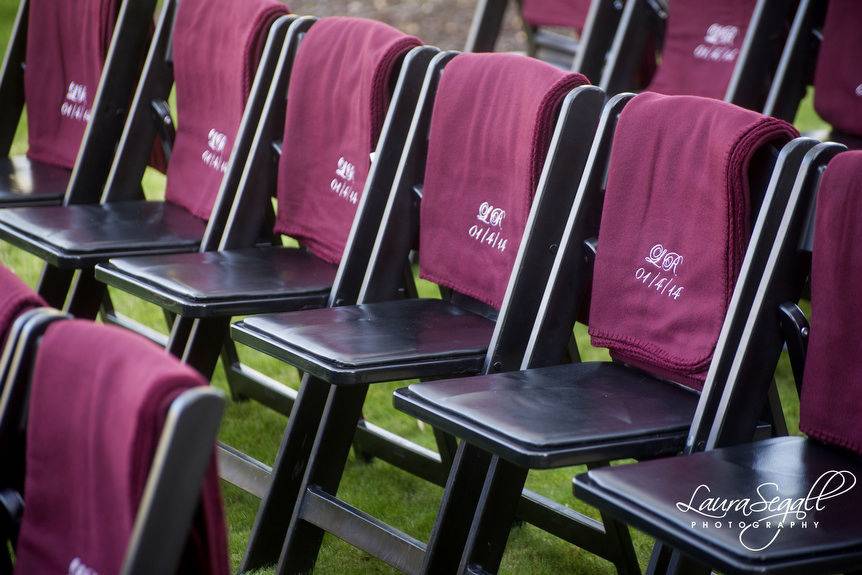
<box><xmin>0</xmin><ymin>310</ymin><xmax>226</xmax><ymax>575</ymax></box>
<box><xmin>94</xmin><ymin>15</ymin><xmax>437</xmax><ymax>496</ymax></box>
<box><xmin>575</xmin><ymin>143</ymin><xmax>849</xmax><ymax>575</ymax></box>
<box><xmin>0</xmin><ymin>0</ymin><xmax>290</xmax><ymax>323</ymax></box>
<box><xmin>0</xmin><ymin>0</ymin><xmax>157</xmax><ymax>209</ymax></box>
<box><xmin>230</xmin><ymin>51</ymin><xmax>605</xmax><ymax>572</ymax></box>
<box><xmin>602</xmin><ymin>0</ymin><xmax>799</xmax><ymax>109</ymax></box>
<box><xmin>466</xmin><ymin>0</ymin><xmax>627</xmax><ymax>79</ymax></box>
<box><xmin>393</xmin><ymin>95</ymin><xmax>810</xmax><ymax>573</ymax></box>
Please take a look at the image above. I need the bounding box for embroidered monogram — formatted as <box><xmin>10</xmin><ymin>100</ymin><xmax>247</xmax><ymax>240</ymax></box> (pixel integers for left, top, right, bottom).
<box><xmin>330</xmin><ymin>156</ymin><xmax>359</xmax><ymax>204</ymax></box>
<box><xmin>68</xmin><ymin>557</ymin><xmax>98</xmax><ymax>575</ymax></box>
<box><xmin>467</xmin><ymin>201</ymin><xmax>508</xmax><ymax>252</ymax></box>
<box><xmin>635</xmin><ymin>243</ymin><xmax>685</xmax><ymax>300</ymax></box>
<box><xmin>201</xmin><ymin>128</ymin><xmax>229</xmax><ymax>173</ymax></box>
<box><xmin>645</xmin><ymin>243</ymin><xmax>684</xmax><ymax>275</ymax></box>
<box><xmin>693</xmin><ymin>23</ymin><xmax>740</xmax><ymax>63</ymax></box>
<box><xmin>60</xmin><ymin>81</ymin><xmax>91</xmax><ymax>123</ymax></box>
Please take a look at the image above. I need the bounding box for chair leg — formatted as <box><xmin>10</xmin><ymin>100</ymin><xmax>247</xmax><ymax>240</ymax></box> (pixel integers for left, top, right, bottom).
<box><xmin>458</xmin><ymin>455</ymin><xmax>529</xmax><ymax>574</ymax></box>
<box><xmin>646</xmin><ymin>542</ymin><xmax>675</xmax><ymax>575</ymax></box>
<box><xmin>421</xmin><ymin>442</ymin><xmax>493</xmax><ymax>573</ymax></box>
<box><xmin>165</xmin><ymin>315</ymin><xmax>195</xmax><ymax>358</ymax></box>
<box><xmin>666</xmin><ymin>551</ymin><xmax>711</xmax><ymax>575</ymax></box>
<box><xmin>220</xmin><ymin>336</ymin><xmax>251</xmax><ymax>401</ymax></box>
<box><xmin>240</xmin><ymin>374</ymin><xmax>333</xmax><ymax>572</ymax></box>
<box><xmin>36</xmin><ymin>264</ymin><xmax>74</xmax><ymax>309</ymax></box>
<box><xmin>432</xmin><ymin>427</ymin><xmax>459</xmax><ymax>469</ymax></box>
<box><xmin>587</xmin><ymin>462</ymin><xmax>641</xmax><ymax>575</ymax></box>
<box><xmin>766</xmin><ymin>379</ymin><xmax>788</xmax><ymax>437</ymax></box>
<box><xmin>64</xmin><ymin>268</ymin><xmax>107</xmax><ymax>319</ymax></box>
<box><xmin>277</xmin><ymin>384</ymin><xmax>369</xmax><ymax>574</ymax></box>
<box><xmin>181</xmin><ymin>317</ymin><xmax>230</xmax><ymax>379</ymax></box>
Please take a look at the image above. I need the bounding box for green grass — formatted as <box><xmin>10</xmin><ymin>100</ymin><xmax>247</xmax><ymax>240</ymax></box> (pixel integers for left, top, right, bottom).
<box><xmin>0</xmin><ymin>2</ymin><xmax>829</xmax><ymax>572</ymax></box>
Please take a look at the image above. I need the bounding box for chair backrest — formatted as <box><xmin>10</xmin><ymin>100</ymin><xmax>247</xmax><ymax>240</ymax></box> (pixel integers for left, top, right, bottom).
<box><xmin>521</xmin><ymin>0</ymin><xmax>592</xmax><ymax>31</ymax></box>
<box><xmin>23</xmin><ymin>0</ymin><xmax>119</xmax><ymax>169</ymax></box>
<box><xmin>161</xmin><ymin>0</ymin><xmax>289</xmax><ymax>221</ymax></box>
<box><xmin>273</xmin><ymin>17</ymin><xmax>422</xmax><ymax>264</ymax></box>
<box><xmin>0</xmin><ymin>264</ymin><xmax>44</xmax><ymax>347</ymax></box>
<box><xmin>799</xmin><ymin>150</ymin><xmax>862</xmax><ymax>453</ymax></box>
<box><xmin>417</xmin><ymin>53</ymin><xmax>589</xmax><ymax>311</ymax></box>
<box><xmin>0</xmin><ymin>314</ymin><xmax>226</xmax><ymax>575</ymax></box>
<box><xmin>647</xmin><ymin>0</ymin><xmax>757</xmax><ymax>100</ymax></box>
<box><xmin>813</xmin><ymin>0</ymin><xmax>862</xmax><ymax>143</ymax></box>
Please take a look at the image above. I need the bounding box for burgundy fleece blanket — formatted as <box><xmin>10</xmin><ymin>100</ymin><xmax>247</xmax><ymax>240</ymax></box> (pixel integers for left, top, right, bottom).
<box><xmin>0</xmin><ymin>264</ymin><xmax>45</xmax><ymax>347</ymax></box>
<box><xmin>800</xmin><ymin>151</ymin><xmax>862</xmax><ymax>454</ymax></box>
<box><xmin>25</xmin><ymin>0</ymin><xmax>119</xmax><ymax>169</ymax></box>
<box><xmin>13</xmin><ymin>320</ymin><xmax>228</xmax><ymax>575</ymax></box>
<box><xmin>588</xmin><ymin>92</ymin><xmax>796</xmax><ymax>389</ymax></box>
<box><xmin>521</xmin><ymin>0</ymin><xmax>591</xmax><ymax>31</ymax></box>
<box><xmin>419</xmin><ymin>53</ymin><xmax>588</xmax><ymax>309</ymax></box>
<box><xmin>164</xmin><ymin>0</ymin><xmax>289</xmax><ymax>220</ymax></box>
<box><xmin>648</xmin><ymin>0</ymin><xmax>756</xmax><ymax>101</ymax></box>
<box><xmin>274</xmin><ymin>17</ymin><xmax>421</xmax><ymax>264</ymax></box>
<box><xmin>814</xmin><ymin>0</ymin><xmax>862</xmax><ymax>138</ymax></box>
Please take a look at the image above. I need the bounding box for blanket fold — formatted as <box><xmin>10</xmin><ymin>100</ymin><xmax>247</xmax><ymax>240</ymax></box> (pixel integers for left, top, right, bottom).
<box><xmin>588</xmin><ymin>92</ymin><xmax>796</xmax><ymax>389</ymax></box>
<box><xmin>13</xmin><ymin>320</ymin><xmax>229</xmax><ymax>575</ymax></box>
<box><xmin>165</xmin><ymin>0</ymin><xmax>289</xmax><ymax>220</ymax></box>
<box><xmin>419</xmin><ymin>53</ymin><xmax>589</xmax><ymax>309</ymax></box>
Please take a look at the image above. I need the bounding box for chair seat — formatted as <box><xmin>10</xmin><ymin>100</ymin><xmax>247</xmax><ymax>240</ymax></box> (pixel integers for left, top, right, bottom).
<box><xmin>575</xmin><ymin>436</ymin><xmax>862</xmax><ymax>574</ymax></box>
<box><xmin>0</xmin><ymin>201</ymin><xmax>206</xmax><ymax>268</ymax></box>
<box><xmin>0</xmin><ymin>156</ymin><xmax>70</xmax><ymax>207</ymax></box>
<box><xmin>394</xmin><ymin>362</ymin><xmax>699</xmax><ymax>468</ymax></box>
<box><xmin>230</xmin><ymin>299</ymin><xmax>496</xmax><ymax>385</ymax></box>
<box><xmin>94</xmin><ymin>246</ymin><xmax>337</xmax><ymax>317</ymax></box>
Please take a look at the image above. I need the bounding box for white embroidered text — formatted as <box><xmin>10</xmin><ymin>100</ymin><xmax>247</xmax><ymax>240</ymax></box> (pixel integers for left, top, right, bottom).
<box><xmin>467</xmin><ymin>202</ymin><xmax>508</xmax><ymax>252</ymax></box>
<box><xmin>693</xmin><ymin>23</ymin><xmax>740</xmax><ymax>63</ymax></box>
<box><xmin>60</xmin><ymin>81</ymin><xmax>91</xmax><ymax>123</ymax></box>
<box><xmin>201</xmin><ymin>129</ymin><xmax>229</xmax><ymax>173</ymax></box>
<box><xmin>634</xmin><ymin>243</ymin><xmax>684</xmax><ymax>300</ymax></box>
<box><xmin>330</xmin><ymin>157</ymin><xmax>359</xmax><ymax>204</ymax></box>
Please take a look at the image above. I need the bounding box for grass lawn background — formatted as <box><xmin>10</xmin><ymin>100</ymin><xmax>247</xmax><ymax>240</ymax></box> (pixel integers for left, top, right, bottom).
<box><xmin>0</xmin><ymin>2</ymin><xmax>829</xmax><ymax>572</ymax></box>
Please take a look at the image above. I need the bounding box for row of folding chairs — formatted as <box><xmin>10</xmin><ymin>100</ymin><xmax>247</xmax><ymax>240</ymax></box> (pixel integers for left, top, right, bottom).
<box><xmin>468</xmin><ymin>0</ymin><xmax>861</xmax><ymax>143</ymax></box>
<box><xmin>0</xmin><ymin>265</ymin><xmax>228</xmax><ymax>574</ymax></box>
<box><xmin>0</xmin><ymin>0</ymin><xmax>860</xmax><ymax>573</ymax></box>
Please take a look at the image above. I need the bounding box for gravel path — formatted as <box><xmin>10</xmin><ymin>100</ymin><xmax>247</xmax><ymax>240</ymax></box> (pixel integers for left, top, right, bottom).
<box><xmin>286</xmin><ymin>0</ymin><xmax>527</xmax><ymax>52</ymax></box>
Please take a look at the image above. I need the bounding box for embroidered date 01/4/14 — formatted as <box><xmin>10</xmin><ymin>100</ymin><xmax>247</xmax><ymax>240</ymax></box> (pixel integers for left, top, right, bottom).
<box><xmin>634</xmin><ymin>267</ymin><xmax>684</xmax><ymax>300</ymax></box>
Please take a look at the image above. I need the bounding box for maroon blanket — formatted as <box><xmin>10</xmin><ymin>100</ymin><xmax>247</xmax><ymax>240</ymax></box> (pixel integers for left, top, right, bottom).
<box><xmin>25</xmin><ymin>0</ymin><xmax>119</xmax><ymax>169</ymax></box>
<box><xmin>0</xmin><ymin>264</ymin><xmax>45</xmax><ymax>347</ymax></box>
<box><xmin>419</xmin><ymin>53</ymin><xmax>588</xmax><ymax>309</ymax></box>
<box><xmin>800</xmin><ymin>151</ymin><xmax>862</xmax><ymax>453</ymax></box>
<box><xmin>813</xmin><ymin>0</ymin><xmax>862</xmax><ymax>138</ymax></box>
<box><xmin>648</xmin><ymin>0</ymin><xmax>756</xmax><ymax>101</ymax></box>
<box><xmin>588</xmin><ymin>92</ymin><xmax>796</xmax><ymax>389</ymax></box>
<box><xmin>13</xmin><ymin>320</ymin><xmax>228</xmax><ymax>574</ymax></box>
<box><xmin>274</xmin><ymin>17</ymin><xmax>421</xmax><ymax>264</ymax></box>
<box><xmin>164</xmin><ymin>0</ymin><xmax>289</xmax><ymax>220</ymax></box>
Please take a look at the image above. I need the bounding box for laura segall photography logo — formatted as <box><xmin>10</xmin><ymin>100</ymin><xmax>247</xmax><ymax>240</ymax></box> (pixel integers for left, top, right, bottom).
<box><xmin>675</xmin><ymin>470</ymin><xmax>857</xmax><ymax>552</ymax></box>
